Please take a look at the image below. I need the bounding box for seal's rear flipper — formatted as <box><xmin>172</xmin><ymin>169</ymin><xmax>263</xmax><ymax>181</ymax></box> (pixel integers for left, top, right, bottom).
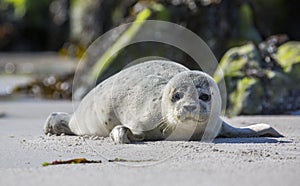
<box><xmin>218</xmin><ymin>121</ymin><xmax>283</xmax><ymax>138</ymax></box>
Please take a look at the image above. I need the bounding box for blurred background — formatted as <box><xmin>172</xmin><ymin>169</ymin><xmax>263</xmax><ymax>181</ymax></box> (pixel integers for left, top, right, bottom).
<box><xmin>0</xmin><ymin>0</ymin><xmax>300</xmax><ymax>116</ymax></box>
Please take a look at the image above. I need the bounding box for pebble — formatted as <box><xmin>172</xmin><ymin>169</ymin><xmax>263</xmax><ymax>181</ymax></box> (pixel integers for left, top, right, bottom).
<box><xmin>0</xmin><ymin>111</ymin><xmax>5</xmax><ymax>118</ymax></box>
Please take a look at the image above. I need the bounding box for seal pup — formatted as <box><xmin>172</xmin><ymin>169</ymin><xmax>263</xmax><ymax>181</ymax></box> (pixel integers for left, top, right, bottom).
<box><xmin>44</xmin><ymin>60</ymin><xmax>282</xmax><ymax>143</ymax></box>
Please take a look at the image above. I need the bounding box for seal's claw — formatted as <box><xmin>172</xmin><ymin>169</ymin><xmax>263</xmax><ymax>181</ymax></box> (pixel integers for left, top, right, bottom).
<box><xmin>110</xmin><ymin>125</ymin><xmax>133</xmax><ymax>144</ymax></box>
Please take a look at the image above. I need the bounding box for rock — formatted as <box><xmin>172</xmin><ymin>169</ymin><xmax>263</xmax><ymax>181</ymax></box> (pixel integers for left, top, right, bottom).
<box><xmin>275</xmin><ymin>42</ymin><xmax>300</xmax><ymax>83</ymax></box>
<box><xmin>228</xmin><ymin>77</ymin><xmax>262</xmax><ymax>115</ymax></box>
<box><xmin>218</xmin><ymin>41</ymin><xmax>299</xmax><ymax>115</ymax></box>
<box><xmin>0</xmin><ymin>111</ymin><xmax>5</xmax><ymax>118</ymax></box>
<box><xmin>217</xmin><ymin>43</ymin><xmax>264</xmax><ymax>115</ymax></box>
<box><xmin>263</xmin><ymin>70</ymin><xmax>290</xmax><ymax>114</ymax></box>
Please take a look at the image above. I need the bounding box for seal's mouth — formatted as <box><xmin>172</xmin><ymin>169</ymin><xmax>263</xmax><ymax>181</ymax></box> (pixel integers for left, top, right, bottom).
<box><xmin>176</xmin><ymin>112</ymin><xmax>210</xmax><ymax>123</ymax></box>
<box><xmin>177</xmin><ymin>115</ymin><xmax>198</xmax><ymax>122</ymax></box>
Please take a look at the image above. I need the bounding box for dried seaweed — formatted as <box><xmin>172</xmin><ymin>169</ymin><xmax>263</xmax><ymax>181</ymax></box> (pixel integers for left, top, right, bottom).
<box><xmin>42</xmin><ymin>158</ymin><xmax>101</xmax><ymax>166</ymax></box>
<box><xmin>42</xmin><ymin>157</ymin><xmax>157</xmax><ymax>166</ymax></box>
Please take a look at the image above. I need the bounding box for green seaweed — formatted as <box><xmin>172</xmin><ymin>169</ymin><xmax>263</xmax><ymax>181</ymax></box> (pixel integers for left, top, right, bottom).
<box><xmin>228</xmin><ymin>77</ymin><xmax>258</xmax><ymax>116</ymax></box>
<box><xmin>88</xmin><ymin>8</ymin><xmax>151</xmax><ymax>84</ymax></box>
<box><xmin>275</xmin><ymin>42</ymin><xmax>300</xmax><ymax>73</ymax></box>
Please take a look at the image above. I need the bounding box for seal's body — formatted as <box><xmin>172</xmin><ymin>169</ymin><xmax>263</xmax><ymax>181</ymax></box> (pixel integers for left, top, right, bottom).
<box><xmin>44</xmin><ymin>60</ymin><xmax>282</xmax><ymax>143</ymax></box>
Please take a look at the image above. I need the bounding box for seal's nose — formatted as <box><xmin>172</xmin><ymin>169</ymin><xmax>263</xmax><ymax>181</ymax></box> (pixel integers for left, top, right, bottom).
<box><xmin>183</xmin><ymin>104</ymin><xmax>197</xmax><ymax>112</ymax></box>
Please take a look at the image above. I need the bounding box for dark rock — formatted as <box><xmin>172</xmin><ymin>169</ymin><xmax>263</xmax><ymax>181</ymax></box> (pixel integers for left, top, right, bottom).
<box><xmin>218</xmin><ymin>41</ymin><xmax>300</xmax><ymax>115</ymax></box>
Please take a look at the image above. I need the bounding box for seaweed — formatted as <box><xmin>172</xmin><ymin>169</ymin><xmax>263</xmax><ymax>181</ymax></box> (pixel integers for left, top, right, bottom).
<box><xmin>42</xmin><ymin>158</ymin><xmax>102</xmax><ymax>166</ymax></box>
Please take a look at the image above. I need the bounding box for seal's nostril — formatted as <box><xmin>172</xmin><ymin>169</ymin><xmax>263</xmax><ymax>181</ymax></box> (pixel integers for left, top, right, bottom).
<box><xmin>183</xmin><ymin>105</ymin><xmax>197</xmax><ymax>112</ymax></box>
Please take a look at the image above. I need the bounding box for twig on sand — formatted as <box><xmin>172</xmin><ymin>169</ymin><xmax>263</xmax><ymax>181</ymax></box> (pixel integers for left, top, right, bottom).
<box><xmin>108</xmin><ymin>158</ymin><xmax>157</xmax><ymax>163</ymax></box>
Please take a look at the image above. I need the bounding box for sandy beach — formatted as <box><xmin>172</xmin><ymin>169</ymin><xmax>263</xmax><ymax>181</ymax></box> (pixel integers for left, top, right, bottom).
<box><xmin>0</xmin><ymin>100</ymin><xmax>299</xmax><ymax>186</ymax></box>
<box><xmin>1</xmin><ymin>1</ymin><xmax>300</xmax><ymax>186</ymax></box>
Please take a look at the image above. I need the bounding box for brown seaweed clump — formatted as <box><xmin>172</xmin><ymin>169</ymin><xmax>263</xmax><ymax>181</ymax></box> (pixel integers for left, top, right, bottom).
<box><xmin>13</xmin><ymin>73</ymin><xmax>74</xmax><ymax>100</ymax></box>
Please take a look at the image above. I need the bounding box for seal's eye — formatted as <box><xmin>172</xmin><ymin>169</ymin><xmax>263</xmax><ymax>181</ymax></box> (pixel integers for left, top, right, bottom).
<box><xmin>199</xmin><ymin>93</ymin><xmax>211</xmax><ymax>102</ymax></box>
<box><xmin>172</xmin><ymin>92</ymin><xmax>183</xmax><ymax>102</ymax></box>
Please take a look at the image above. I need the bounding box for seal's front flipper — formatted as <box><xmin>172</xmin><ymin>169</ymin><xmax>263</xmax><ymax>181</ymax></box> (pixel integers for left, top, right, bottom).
<box><xmin>218</xmin><ymin>121</ymin><xmax>283</xmax><ymax>138</ymax></box>
<box><xmin>44</xmin><ymin>112</ymin><xmax>74</xmax><ymax>135</ymax></box>
<box><xmin>110</xmin><ymin>125</ymin><xmax>145</xmax><ymax>144</ymax></box>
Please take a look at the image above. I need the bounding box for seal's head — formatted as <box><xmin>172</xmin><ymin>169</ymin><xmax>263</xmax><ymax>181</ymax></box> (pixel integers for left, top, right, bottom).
<box><xmin>161</xmin><ymin>71</ymin><xmax>221</xmax><ymax>140</ymax></box>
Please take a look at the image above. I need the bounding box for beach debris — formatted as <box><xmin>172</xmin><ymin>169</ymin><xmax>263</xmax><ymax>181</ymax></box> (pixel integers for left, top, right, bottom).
<box><xmin>108</xmin><ymin>158</ymin><xmax>157</xmax><ymax>163</ymax></box>
<box><xmin>42</xmin><ymin>158</ymin><xmax>101</xmax><ymax>166</ymax></box>
<box><xmin>0</xmin><ymin>111</ymin><xmax>5</xmax><ymax>118</ymax></box>
<box><xmin>13</xmin><ymin>73</ymin><xmax>73</xmax><ymax>100</ymax></box>
<box><xmin>216</xmin><ymin>40</ymin><xmax>300</xmax><ymax>115</ymax></box>
<box><xmin>42</xmin><ymin>157</ymin><xmax>157</xmax><ymax>166</ymax></box>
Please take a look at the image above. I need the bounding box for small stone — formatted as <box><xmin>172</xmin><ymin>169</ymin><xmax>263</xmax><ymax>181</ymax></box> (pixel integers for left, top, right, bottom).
<box><xmin>0</xmin><ymin>111</ymin><xmax>5</xmax><ymax>118</ymax></box>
